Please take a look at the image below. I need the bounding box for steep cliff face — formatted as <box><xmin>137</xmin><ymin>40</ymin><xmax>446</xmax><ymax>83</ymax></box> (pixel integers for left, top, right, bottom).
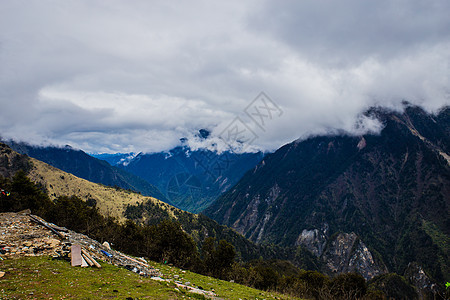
<box><xmin>322</xmin><ymin>232</ymin><xmax>387</xmax><ymax>280</ymax></box>
<box><xmin>295</xmin><ymin>224</ymin><xmax>386</xmax><ymax>280</ymax></box>
<box><xmin>205</xmin><ymin>105</ymin><xmax>449</xmax><ymax>281</ymax></box>
<box><xmin>404</xmin><ymin>262</ymin><xmax>441</xmax><ymax>299</ymax></box>
<box><xmin>296</xmin><ymin>224</ymin><xmax>328</xmax><ymax>257</ymax></box>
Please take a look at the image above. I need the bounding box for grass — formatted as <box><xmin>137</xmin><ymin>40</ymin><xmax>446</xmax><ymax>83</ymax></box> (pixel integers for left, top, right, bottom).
<box><xmin>27</xmin><ymin>158</ymin><xmax>179</xmax><ymax>222</ymax></box>
<box><xmin>151</xmin><ymin>262</ymin><xmax>297</xmax><ymax>300</ymax></box>
<box><xmin>0</xmin><ymin>256</ymin><xmax>178</xmax><ymax>299</ymax></box>
<box><xmin>0</xmin><ymin>256</ymin><xmax>299</xmax><ymax>299</ymax></box>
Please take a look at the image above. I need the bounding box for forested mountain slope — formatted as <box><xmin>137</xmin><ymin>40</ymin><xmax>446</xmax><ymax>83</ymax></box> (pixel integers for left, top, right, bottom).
<box><xmin>205</xmin><ymin>105</ymin><xmax>449</xmax><ymax>282</ymax></box>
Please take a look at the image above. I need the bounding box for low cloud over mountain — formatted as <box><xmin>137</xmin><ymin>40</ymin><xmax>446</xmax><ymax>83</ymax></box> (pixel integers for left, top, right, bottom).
<box><xmin>1</xmin><ymin>0</ymin><xmax>449</xmax><ymax>153</ymax></box>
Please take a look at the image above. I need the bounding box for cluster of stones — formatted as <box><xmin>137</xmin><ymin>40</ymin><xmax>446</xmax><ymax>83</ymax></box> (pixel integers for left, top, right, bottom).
<box><xmin>0</xmin><ymin>212</ymin><xmax>69</xmax><ymax>258</ymax></box>
<box><xmin>0</xmin><ymin>211</ymin><xmax>217</xmax><ymax>298</ymax></box>
<box><xmin>0</xmin><ymin>211</ymin><xmax>160</xmax><ymax>277</ymax></box>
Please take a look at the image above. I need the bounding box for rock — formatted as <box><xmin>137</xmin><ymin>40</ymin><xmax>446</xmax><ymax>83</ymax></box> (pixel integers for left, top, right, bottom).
<box><xmin>23</xmin><ymin>241</ymin><xmax>33</xmax><ymax>247</ymax></box>
<box><xmin>404</xmin><ymin>262</ymin><xmax>441</xmax><ymax>299</ymax></box>
<box><xmin>102</xmin><ymin>241</ymin><xmax>111</xmax><ymax>250</ymax></box>
<box><xmin>297</xmin><ymin>226</ymin><xmax>387</xmax><ymax>280</ymax></box>
<box><xmin>357</xmin><ymin>137</ymin><xmax>367</xmax><ymax>150</ymax></box>
<box><xmin>0</xmin><ymin>212</ymin><xmax>162</xmax><ymax>277</ymax></box>
<box><xmin>151</xmin><ymin>276</ymin><xmax>165</xmax><ymax>281</ymax></box>
<box><xmin>321</xmin><ymin>232</ymin><xmax>387</xmax><ymax>280</ymax></box>
<box><xmin>46</xmin><ymin>238</ymin><xmax>61</xmax><ymax>248</ymax></box>
<box><xmin>296</xmin><ymin>224</ymin><xmax>328</xmax><ymax>257</ymax></box>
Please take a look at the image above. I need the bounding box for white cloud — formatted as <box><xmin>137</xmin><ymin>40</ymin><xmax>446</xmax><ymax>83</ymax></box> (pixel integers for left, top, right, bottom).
<box><xmin>0</xmin><ymin>0</ymin><xmax>449</xmax><ymax>153</ymax></box>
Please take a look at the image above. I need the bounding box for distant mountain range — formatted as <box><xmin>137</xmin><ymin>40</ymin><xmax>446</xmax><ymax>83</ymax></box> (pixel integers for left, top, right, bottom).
<box><xmin>205</xmin><ymin>105</ymin><xmax>449</xmax><ymax>282</ymax></box>
<box><xmin>0</xmin><ymin>142</ymin><xmax>268</xmax><ymax>262</ymax></box>
<box><xmin>0</xmin><ymin>138</ymin><xmax>441</xmax><ymax>298</ymax></box>
<box><xmin>4</xmin><ymin>141</ymin><xmax>168</xmax><ymax>202</ymax></box>
<box><xmin>4</xmin><ymin>135</ymin><xmax>265</xmax><ymax>214</ymax></box>
<box><xmin>1</xmin><ymin>104</ymin><xmax>448</xmax><ymax>291</ymax></box>
<box><xmin>95</xmin><ymin>146</ymin><xmax>264</xmax><ymax>213</ymax></box>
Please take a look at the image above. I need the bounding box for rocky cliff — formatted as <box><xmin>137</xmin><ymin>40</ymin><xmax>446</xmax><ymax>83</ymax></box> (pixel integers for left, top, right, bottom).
<box><xmin>295</xmin><ymin>224</ymin><xmax>387</xmax><ymax>280</ymax></box>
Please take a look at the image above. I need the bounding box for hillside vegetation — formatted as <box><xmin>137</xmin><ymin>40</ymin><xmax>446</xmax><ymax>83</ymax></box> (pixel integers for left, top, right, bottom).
<box><xmin>206</xmin><ymin>106</ymin><xmax>450</xmax><ymax>285</ymax></box>
<box><xmin>0</xmin><ymin>142</ymin><xmax>412</xmax><ymax>299</ymax></box>
<box><xmin>1</xmin><ymin>256</ymin><xmax>295</xmax><ymax>300</ymax></box>
<box><xmin>24</xmin><ymin>156</ymin><xmax>267</xmax><ymax>263</ymax></box>
<box><xmin>27</xmin><ymin>157</ymin><xmax>176</xmax><ymax>221</ymax></box>
<box><xmin>6</xmin><ymin>141</ymin><xmax>168</xmax><ymax>201</ymax></box>
<box><xmin>0</xmin><ymin>169</ymin><xmax>392</xmax><ymax>299</ymax></box>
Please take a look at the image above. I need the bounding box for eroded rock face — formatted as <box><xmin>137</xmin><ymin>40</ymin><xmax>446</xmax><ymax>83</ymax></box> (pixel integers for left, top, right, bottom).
<box><xmin>346</xmin><ymin>238</ymin><xmax>387</xmax><ymax>280</ymax></box>
<box><xmin>296</xmin><ymin>223</ymin><xmax>328</xmax><ymax>257</ymax></box>
<box><xmin>405</xmin><ymin>262</ymin><xmax>441</xmax><ymax>299</ymax></box>
<box><xmin>321</xmin><ymin>232</ymin><xmax>387</xmax><ymax>280</ymax></box>
<box><xmin>232</xmin><ymin>195</ymin><xmax>261</xmax><ymax>235</ymax></box>
<box><xmin>296</xmin><ymin>228</ymin><xmax>387</xmax><ymax>280</ymax></box>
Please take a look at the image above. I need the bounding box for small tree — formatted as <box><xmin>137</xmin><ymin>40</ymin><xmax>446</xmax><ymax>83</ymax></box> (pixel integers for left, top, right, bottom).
<box><xmin>201</xmin><ymin>237</ymin><xmax>236</xmax><ymax>278</ymax></box>
<box><xmin>152</xmin><ymin>219</ymin><xmax>198</xmax><ymax>268</ymax></box>
<box><xmin>2</xmin><ymin>171</ymin><xmax>52</xmax><ymax>214</ymax></box>
<box><xmin>214</xmin><ymin>239</ymin><xmax>236</xmax><ymax>278</ymax></box>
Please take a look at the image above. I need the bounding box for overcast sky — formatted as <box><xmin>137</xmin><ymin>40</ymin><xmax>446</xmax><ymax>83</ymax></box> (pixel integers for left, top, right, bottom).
<box><xmin>1</xmin><ymin>0</ymin><xmax>449</xmax><ymax>153</ymax></box>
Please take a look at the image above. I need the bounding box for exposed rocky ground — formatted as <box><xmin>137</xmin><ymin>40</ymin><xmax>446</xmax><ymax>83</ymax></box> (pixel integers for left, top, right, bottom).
<box><xmin>0</xmin><ymin>211</ymin><xmax>216</xmax><ymax>298</ymax></box>
<box><xmin>296</xmin><ymin>226</ymin><xmax>387</xmax><ymax>280</ymax></box>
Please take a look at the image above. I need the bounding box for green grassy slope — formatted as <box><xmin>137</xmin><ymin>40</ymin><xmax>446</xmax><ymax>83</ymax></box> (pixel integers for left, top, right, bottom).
<box><xmin>0</xmin><ymin>256</ymin><xmax>298</xmax><ymax>300</ymax></box>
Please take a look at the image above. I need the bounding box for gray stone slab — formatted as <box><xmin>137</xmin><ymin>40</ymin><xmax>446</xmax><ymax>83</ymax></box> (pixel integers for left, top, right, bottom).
<box><xmin>71</xmin><ymin>244</ymin><xmax>82</xmax><ymax>266</ymax></box>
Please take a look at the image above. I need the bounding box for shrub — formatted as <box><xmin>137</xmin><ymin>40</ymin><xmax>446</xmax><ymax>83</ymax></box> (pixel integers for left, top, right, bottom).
<box><xmin>330</xmin><ymin>273</ymin><xmax>367</xmax><ymax>299</ymax></box>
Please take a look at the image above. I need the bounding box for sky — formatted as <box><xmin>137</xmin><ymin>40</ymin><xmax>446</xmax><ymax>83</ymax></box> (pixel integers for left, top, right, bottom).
<box><xmin>1</xmin><ymin>0</ymin><xmax>449</xmax><ymax>154</ymax></box>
